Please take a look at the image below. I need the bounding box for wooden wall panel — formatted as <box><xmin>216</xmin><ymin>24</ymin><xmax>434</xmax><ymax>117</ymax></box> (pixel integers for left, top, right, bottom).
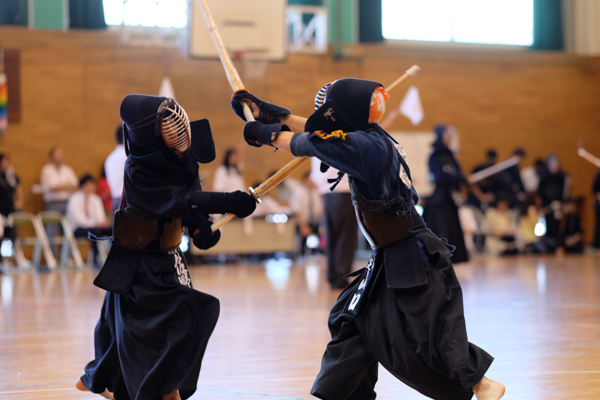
<box><xmin>0</xmin><ymin>27</ymin><xmax>599</xmax><ymax>242</ymax></box>
<box><xmin>3</xmin><ymin>49</ymin><xmax>21</xmax><ymax>122</ymax></box>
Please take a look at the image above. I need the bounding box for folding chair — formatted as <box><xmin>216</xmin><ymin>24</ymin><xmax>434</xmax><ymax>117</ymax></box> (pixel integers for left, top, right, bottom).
<box><xmin>37</xmin><ymin>211</ymin><xmax>85</xmax><ymax>269</ymax></box>
<box><xmin>464</xmin><ymin>205</ymin><xmax>491</xmax><ymax>254</ymax></box>
<box><xmin>0</xmin><ymin>214</ymin><xmax>15</xmax><ymax>269</ymax></box>
<box><xmin>8</xmin><ymin>211</ymin><xmax>57</xmax><ymax>270</ymax></box>
<box><xmin>75</xmin><ymin>236</ymin><xmax>109</xmax><ymax>266</ymax></box>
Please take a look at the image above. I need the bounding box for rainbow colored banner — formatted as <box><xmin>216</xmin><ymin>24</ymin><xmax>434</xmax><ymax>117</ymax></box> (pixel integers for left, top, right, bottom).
<box><xmin>0</xmin><ymin>71</ymin><xmax>7</xmax><ymax>135</ymax></box>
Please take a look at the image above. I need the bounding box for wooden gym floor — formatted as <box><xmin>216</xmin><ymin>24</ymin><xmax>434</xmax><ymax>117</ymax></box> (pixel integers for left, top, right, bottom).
<box><xmin>1</xmin><ymin>253</ymin><xmax>599</xmax><ymax>399</ymax></box>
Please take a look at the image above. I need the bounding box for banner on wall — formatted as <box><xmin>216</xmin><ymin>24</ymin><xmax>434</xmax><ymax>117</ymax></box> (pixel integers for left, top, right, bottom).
<box><xmin>0</xmin><ymin>51</ymin><xmax>7</xmax><ymax>135</ymax></box>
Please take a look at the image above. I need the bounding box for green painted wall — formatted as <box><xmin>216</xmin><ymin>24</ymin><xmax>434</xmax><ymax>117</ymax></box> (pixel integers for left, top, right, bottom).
<box><xmin>30</xmin><ymin>0</ymin><xmax>67</xmax><ymax>30</ymax></box>
<box><xmin>288</xmin><ymin>0</ymin><xmax>323</xmax><ymax>5</ymax></box>
<box><xmin>326</xmin><ymin>0</ymin><xmax>358</xmax><ymax>57</ymax></box>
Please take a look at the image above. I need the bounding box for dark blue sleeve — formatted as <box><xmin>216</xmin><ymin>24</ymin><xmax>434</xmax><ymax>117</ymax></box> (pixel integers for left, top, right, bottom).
<box><xmin>290</xmin><ymin>130</ymin><xmax>388</xmax><ymax>186</ymax></box>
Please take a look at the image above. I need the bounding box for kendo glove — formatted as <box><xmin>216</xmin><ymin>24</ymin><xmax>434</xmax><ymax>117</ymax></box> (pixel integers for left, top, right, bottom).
<box><xmin>243</xmin><ymin>121</ymin><xmax>289</xmax><ymax>148</ymax></box>
<box><xmin>185</xmin><ymin>215</ymin><xmax>221</xmax><ymax>250</ymax></box>
<box><xmin>231</xmin><ymin>92</ymin><xmax>291</xmax><ymax>124</ymax></box>
<box><xmin>189</xmin><ymin>190</ymin><xmax>256</xmax><ymax>218</ymax></box>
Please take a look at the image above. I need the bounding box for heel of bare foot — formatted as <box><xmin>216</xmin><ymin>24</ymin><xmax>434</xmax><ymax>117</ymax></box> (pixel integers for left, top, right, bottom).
<box><xmin>76</xmin><ymin>379</ymin><xmax>89</xmax><ymax>392</ymax></box>
<box><xmin>75</xmin><ymin>379</ymin><xmax>114</xmax><ymax>400</ymax></box>
<box><xmin>100</xmin><ymin>389</ymin><xmax>115</xmax><ymax>400</ymax></box>
<box><xmin>473</xmin><ymin>376</ymin><xmax>505</xmax><ymax>400</ymax></box>
<box><xmin>163</xmin><ymin>389</ymin><xmax>181</xmax><ymax>400</ymax></box>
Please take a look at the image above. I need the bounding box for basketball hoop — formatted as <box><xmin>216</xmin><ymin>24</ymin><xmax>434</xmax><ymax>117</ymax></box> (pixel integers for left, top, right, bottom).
<box><xmin>232</xmin><ymin>49</ymin><xmax>269</xmax><ymax>80</ymax></box>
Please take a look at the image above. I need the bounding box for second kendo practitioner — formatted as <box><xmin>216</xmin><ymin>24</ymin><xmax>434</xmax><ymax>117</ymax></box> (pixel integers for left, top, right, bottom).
<box><xmin>76</xmin><ymin>94</ymin><xmax>256</xmax><ymax>400</ymax></box>
<box><xmin>231</xmin><ymin>79</ymin><xmax>505</xmax><ymax>400</ymax></box>
<box><xmin>423</xmin><ymin>124</ymin><xmax>470</xmax><ymax>263</ymax></box>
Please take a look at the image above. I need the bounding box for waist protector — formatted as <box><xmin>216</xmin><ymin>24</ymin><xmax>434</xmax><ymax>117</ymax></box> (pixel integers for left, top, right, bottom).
<box><xmin>113</xmin><ymin>208</ymin><xmax>183</xmax><ymax>251</ymax></box>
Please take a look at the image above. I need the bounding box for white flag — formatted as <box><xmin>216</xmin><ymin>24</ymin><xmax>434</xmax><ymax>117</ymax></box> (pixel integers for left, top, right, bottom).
<box><xmin>399</xmin><ymin>85</ymin><xmax>424</xmax><ymax>126</ymax></box>
<box><xmin>158</xmin><ymin>76</ymin><xmax>176</xmax><ymax>100</ymax></box>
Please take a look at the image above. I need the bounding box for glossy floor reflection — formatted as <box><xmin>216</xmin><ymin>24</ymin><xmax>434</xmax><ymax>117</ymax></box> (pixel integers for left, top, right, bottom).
<box><xmin>1</xmin><ymin>254</ymin><xmax>599</xmax><ymax>399</ymax></box>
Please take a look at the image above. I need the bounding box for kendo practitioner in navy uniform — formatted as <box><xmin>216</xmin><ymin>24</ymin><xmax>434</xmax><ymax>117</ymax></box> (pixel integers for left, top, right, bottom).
<box><xmin>76</xmin><ymin>94</ymin><xmax>256</xmax><ymax>400</ymax></box>
<box><xmin>423</xmin><ymin>124</ymin><xmax>470</xmax><ymax>263</ymax></box>
<box><xmin>231</xmin><ymin>79</ymin><xmax>505</xmax><ymax>400</ymax></box>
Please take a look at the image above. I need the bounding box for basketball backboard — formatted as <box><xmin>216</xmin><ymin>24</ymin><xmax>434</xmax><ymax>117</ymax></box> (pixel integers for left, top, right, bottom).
<box><xmin>189</xmin><ymin>0</ymin><xmax>287</xmax><ymax>61</ymax></box>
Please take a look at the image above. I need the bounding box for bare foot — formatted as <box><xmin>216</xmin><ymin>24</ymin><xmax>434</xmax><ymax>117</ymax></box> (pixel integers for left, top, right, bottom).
<box><xmin>75</xmin><ymin>379</ymin><xmax>115</xmax><ymax>400</ymax></box>
<box><xmin>473</xmin><ymin>376</ymin><xmax>505</xmax><ymax>400</ymax></box>
<box><xmin>75</xmin><ymin>379</ymin><xmax>88</xmax><ymax>392</ymax></box>
<box><xmin>163</xmin><ymin>389</ymin><xmax>181</xmax><ymax>400</ymax></box>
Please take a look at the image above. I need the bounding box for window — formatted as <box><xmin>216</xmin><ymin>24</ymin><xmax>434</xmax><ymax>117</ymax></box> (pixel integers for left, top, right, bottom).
<box><xmin>382</xmin><ymin>0</ymin><xmax>533</xmax><ymax>46</ymax></box>
<box><xmin>103</xmin><ymin>0</ymin><xmax>188</xmax><ymax>28</ymax></box>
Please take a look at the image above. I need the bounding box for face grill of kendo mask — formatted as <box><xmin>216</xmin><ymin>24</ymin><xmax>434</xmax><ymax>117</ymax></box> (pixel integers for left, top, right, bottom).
<box><xmin>158</xmin><ymin>99</ymin><xmax>192</xmax><ymax>155</ymax></box>
<box><xmin>314</xmin><ymin>82</ymin><xmax>333</xmax><ymax>110</ymax></box>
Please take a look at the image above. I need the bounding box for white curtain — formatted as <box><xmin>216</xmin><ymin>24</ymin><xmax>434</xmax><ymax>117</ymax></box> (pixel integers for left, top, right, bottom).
<box><xmin>563</xmin><ymin>0</ymin><xmax>600</xmax><ymax>55</ymax></box>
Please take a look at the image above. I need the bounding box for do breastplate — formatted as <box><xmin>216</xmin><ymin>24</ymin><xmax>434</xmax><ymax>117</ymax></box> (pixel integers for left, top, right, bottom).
<box><xmin>350</xmin><ymin>178</ymin><xmax>424</xmax><ymax>250</ymax></box>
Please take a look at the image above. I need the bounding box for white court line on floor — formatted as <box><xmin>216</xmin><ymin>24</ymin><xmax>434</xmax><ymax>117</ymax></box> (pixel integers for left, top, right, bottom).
<box><xmin>0</xmin><ymin>385</ymin><xmax>314</xmax><ymax>400</ymax></box>
<box><xmin>0</xmin><ymin>387</ymin><xmax>75</xmax><ymax>395</ymax></box>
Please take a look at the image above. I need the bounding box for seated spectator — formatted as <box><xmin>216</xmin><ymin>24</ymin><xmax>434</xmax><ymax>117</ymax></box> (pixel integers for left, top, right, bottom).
<box><xmin>290</xmin><ymin>172</ymin><xmax>323</xmax><ymax>256</ymax></box>
<box><xmin>556</xmin><ymin>199</ymin><xmax>584</xmax><ymax>255</ymax></box>
<box><xmin>97</xmin><ymin>167</ymin><xmax>112</xmax><ymax>217</ymax></box>
<box><xmin>519</xmin><ymin>204</ymin><xmax>540</xmax><ymax>247</ymax></box>
<box><xmin>41</xmin><ymin>146</ymin><xmax>78</xmax><ymax>214</ymax></box>
<box><xmin>485</xmin><ymin>198</ymin><xmax>519</xmax><ymax>255</ymax></box>
<box><xmin>0</xmin><ymin>153</ymin><xmax>22</xmax><ymax>241</ymax></box>
<box><xmin>66</xmin><ymin>174</ymin><xmax>112</xmax><ymax>268</ymax></box>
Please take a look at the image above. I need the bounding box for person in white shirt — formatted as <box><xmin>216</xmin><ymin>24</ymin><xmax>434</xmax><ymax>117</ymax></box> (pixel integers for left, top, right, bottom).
<box><xmin>212</xmin><ymin>145</ymin><xmax>246</xmax><ymax>193</ymax></box>
<box><xmin>67</xmin><ymin>174</ymin><xmax>111</xmax><ymax>268</ymax></box>
<box><xmin>104</xmin><ymin>125</ymin><xmax>127</xmax><ymax>211</ymax></box>
<box><xmin>40</xmin><ymin>146</ymin><xmax>79</xmax><ymax>214</ymax></box>
<box><xmin>485</xmin><ymin>197</ymin><xmax>520</xmax><ymax>255</ymax></box>
<box><xmin>310</xmin><ymin>157</ymin><xmax>358</xmax><ymax>289</ymax></box>
<box><xmin>290</xmin><ymin>171</ymin><xmax>323</xmax><ymax>256</ymax></box>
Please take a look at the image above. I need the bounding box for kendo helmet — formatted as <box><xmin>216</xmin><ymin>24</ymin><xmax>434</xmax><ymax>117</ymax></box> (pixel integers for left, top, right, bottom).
<box><xmin>120</xmin><ymin>94</ymin><xmax>215</xmax><ymax>163</ymax></box>
<box><xmin>307</xmin><ymin>78</ymin><xmax>390</xmax><ymax>134</ymax></box>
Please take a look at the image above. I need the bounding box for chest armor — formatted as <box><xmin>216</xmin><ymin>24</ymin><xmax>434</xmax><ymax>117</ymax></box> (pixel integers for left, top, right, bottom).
<box><xmin>350</xmin><ymin>178</ymin><xmax>424</xmax><ymax>250</ymax></box>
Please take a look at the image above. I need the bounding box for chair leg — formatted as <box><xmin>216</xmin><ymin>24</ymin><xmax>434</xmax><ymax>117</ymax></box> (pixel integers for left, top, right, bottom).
<box><xmin>97</xmin><ymin>240</ymin><xmax>109</xmax><ymax>263</ymax></box>
<box><xmin>33</xmin><ymin>242</ymin><xmax>42</xmax><ymax>269</ymax></box>
<box><xmin>69</xmin><ymin>239</ymin><xmax>85</xmax><ymax>269</ymax></box>
<box><xmin>86</xmin><ymin>247</ymin><xmax>94</xmax><ymax>266</ymax></box>
<box><xmin>60</xmin><ymin>241</ymin><xmax>70</xmax><ymax>267</ymax></box>
<box><xmin>34</xmin><ymin>220</ymin><xmax>57</xmax><ymax>270</ymax></box>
